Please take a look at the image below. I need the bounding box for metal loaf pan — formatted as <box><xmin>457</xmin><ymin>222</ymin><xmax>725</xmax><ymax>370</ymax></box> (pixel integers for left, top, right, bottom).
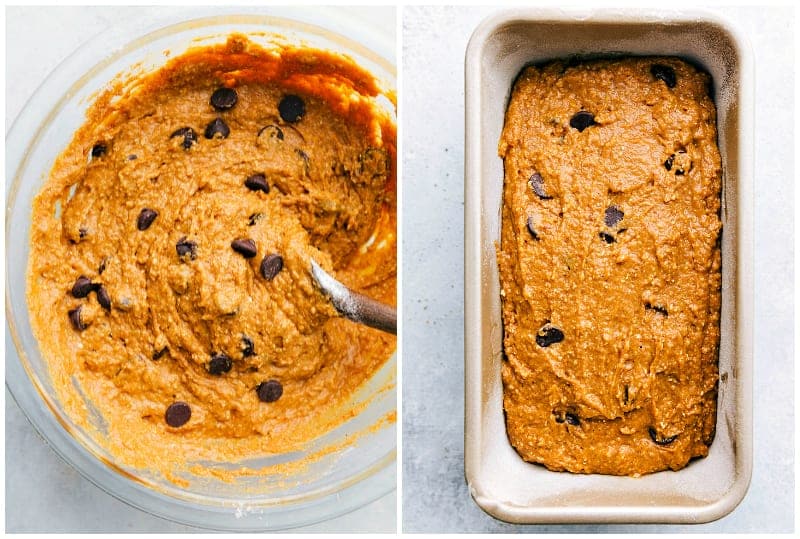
<box><xmin>464</xmin><ymin>9</ymin><xmax>753</xmax><ymax>524</ymax></box>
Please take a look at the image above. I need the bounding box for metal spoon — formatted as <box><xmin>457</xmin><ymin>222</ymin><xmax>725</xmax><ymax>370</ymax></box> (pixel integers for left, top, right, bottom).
<box><xmin>310</xmin><ymin>259</ymin><xmax>396</xmax><ymax>335</ymax></box>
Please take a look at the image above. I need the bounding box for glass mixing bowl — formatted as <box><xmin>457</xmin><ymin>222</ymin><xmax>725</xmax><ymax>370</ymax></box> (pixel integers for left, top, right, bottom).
<box><xmin>6</xmin><ymin>8</ymin><xmax>396</xmax><ymax>531</ymax></box>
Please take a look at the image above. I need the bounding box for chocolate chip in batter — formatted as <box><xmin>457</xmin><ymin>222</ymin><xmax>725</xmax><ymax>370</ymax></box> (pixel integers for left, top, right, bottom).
<box><xmin>296</xmin><ymin>149</ymin><xmax>310</xmax><ymax>175</ymax></box>
<box><xmin>664</xmin><ymin>154</ymin><xmax>675</xmax><ymax>171</ymax></box>
<box><xmin>204</xmin><ymin>117</ymin><xmax>230</xmax><ymax>139</ymax></box>
<box><xmin>78</xmin><ymin>227</ymin><xmax>89</xmax><ymax>240</ymax></box>
<box><xmin>248</xmin><ymin>212</ymin><xmax>264</xmax><ymax>226</ymax></box>
<box><xmin>260</xmin><ymin>254</ymin><xmax>284</xmax><ymax>281</ymax></box>
<box><xmin>210</xmin><ymin>87</ymin><xmax>238</xmax><ymax>110</ymax></box>
<box><xmin>71</xmin><ymin>276</ymin><xmax>94</xmax><ymax>298</ymax></box>
<box><xmin>244</xmin><ymin>173</ymin><xmax>270</xmax><ymax>193</ymax></box>
<box><xmin>96</xmin><ymin>285</ymin><xmax>111</xmax><ymax>311</ymax></box>
<box><xmin>536</xmin><ymin>325</ymin><xmax>564</xmax><ymax>347</ymax></box>
<box><xmin>257</xmin><ymin>124</ymin><xmax>284</xmax><ymax>140</ymax></box>
<box><xmin>127</xmin><ymin>154</ymin><xmax>138</xmax><ymax>161</ymax></box>
<box><xmin>278</xmin><ymin>95</ymin><xmax>305</xmax><ymax>123</ymax></box>
<box><xmin>176</xmin><ymin>237</ymin><xmax>198</xmax><ymax>261</ymax></box>
<box><xmin>648</xmin><ymin>427</ymin><xmax>678</xmax><ymax>446</ymax></box>
<box><xmin>257</xmin><ymin>380</ymin><xmax>283</xmax><ymax>403</ymax></box>
<box><xmin>241</xmin><ymin>335</ymin><xmax>255</xmax><ymax>358</ymax></box>
<box><xmin>645</xmin><ymin>302</ymin><xmax>669</xmax><ymax>316</ymax></box>
<box><xmin>599</xmin><ymin>231</ymin><xmax>616</xmax><ymax>244</ymax></box>
<box><xmin>553</xmin><ymin>410</ymin><xmax>579</xmax><ymax>425</ymax></box>
<box><xmin>165</xmin><ymin>401</ymin><xmax>191</xmax><ymax>427</ymax></box>
<box><xmin>152</xmin><ymin>347</ymin><xmax>169</xmax><ymax>361</ymax></box>
<box><xmin>231</xmin><ymin>238</ymin><xmax>257</xmax><ymax>258</ymax></box>
<box><xmin>98</xmin><ymin>257</ymin><xmax>109</xmax><ymax>275</ymax></box>
<box><xmin>604</xmin><ymin>206</ymin><xmax>624</xmax><ymax>227</ymax></box>
<box><xmin>529</xmin><ymin>172</ymin><xmax>553</xmax><ymax>200</ymax></box>
<box><xmin>671</xmin><ymin>150</ymin><xmax>692</xmax><ymax>176</ymax></box>
<box><xmin>569</xmin><ymin>111</ymin><xmax>596</xmax><ymax>132</ymax></box>
<box><xmin>650</xmin><ymin>64</ymin><xmax>677</xmax><ymax>89</ymax></box>
<box><xmin>91</xmin><ymin>143</ymin><xmax>107</xmax><ymax>158</ymax></box>
<box><xmin>136</xmin><ymin>208</ymin><xmax>158</xmax><ymax>231</ymax></box>
<box><xmin>208</xmin><ymin>352</ymin><xmax>232</xmax><ymax>375</ymax></box>
<box><xmin>526</xmin><ymin>216</ymin><xmax>540</xmax><ymax>240</ymax></box>
<box><xmin>170</xmin><ymin>127</ymin><xmax>198</xmax><ymax>149</ymax></box>
<box><xmin>68</xmin><ymin>306</ymin><xmax>86</xmax><ymax>331</ymax></box>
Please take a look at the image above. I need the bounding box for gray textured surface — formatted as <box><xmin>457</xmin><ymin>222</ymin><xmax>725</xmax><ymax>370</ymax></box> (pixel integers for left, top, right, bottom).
<box><xmin>401</xmin><ymin>5</ymin><xmax>794</xmax><ymax>533</ymax></box>
<box><xmin>5</xmin><ymin>5</ymin><xmax>396</xmax><ymax>533</ymax></box>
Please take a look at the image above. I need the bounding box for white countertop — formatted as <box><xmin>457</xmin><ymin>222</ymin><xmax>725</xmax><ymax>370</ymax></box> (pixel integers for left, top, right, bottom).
<box><xmin>401</xmin><ymin>4</ymin><xmax>794</xmax><ymax>533</ymax></box>
<box><xmin>5</xmin><ymin>5</ymin><xmax>396</xmax><ymax>533</ymax></box>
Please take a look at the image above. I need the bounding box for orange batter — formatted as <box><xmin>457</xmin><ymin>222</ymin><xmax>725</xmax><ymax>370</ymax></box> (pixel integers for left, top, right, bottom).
<box><xmin>498</xmin><ymin>57</ymin><xmax>720</xmax><ymax>476</ymax></box>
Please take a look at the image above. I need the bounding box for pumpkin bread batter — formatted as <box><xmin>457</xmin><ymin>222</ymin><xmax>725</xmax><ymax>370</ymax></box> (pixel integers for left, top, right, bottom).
<box><xmin>498</xmin><ymin>58</ymin><xmax>721</xmax><ymax>476</ymax></box>
<box><xmin>27</xmin><ymin>35</ymin><xmax>396</xmax><ymax>482</ymax></box>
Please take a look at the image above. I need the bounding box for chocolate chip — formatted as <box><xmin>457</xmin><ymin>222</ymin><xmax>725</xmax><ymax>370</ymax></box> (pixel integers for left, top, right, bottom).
<box><xmin>623</xmin><ymin>385</ymin><xmax>630</xmax><ymax>405</ymax></box>
<box><xmin>260</xmin><ymin>254</ymin><xmax>284</xmax><ymax>281</ymax></box>
<box><xmin>231</xmin><ymin>238</ymin><xmax>257</xmax><ymax>258</ymax></box>
<box><xmin>71</xmin><ymin>276</ymin><xmax>94</xmax><ymax>298</ymax></box>
<box><xmin>569</xmin><ymin>111</ymin><xmax>596</xmax><ymax>132</ymax></box>
<box><xmin>536</xmin><ymin>325</ymin><xmax>564</xmax><ymax>347</ymax></box>
<box><xmin>208</xmin><ymin>352</ymin><xmax>232</xmax><ymax>375</ymax></box>
<box><xmin>136</xmin><ymin>208</ymin><xmax>158</xmax><ymax>231</ymax></box>
<box><xmin>648</xmin><ymin>427</ymin><xmax>678</xmax><ymax>446</ymax></box>
<box><xmin>170</xmin><ymin>127</ymin><xmax>198</xmax><ymax>149</ymax></box>
<box><xmin>278</xmin><ymin>95</ymin><xmax>305</xmax><ymax>123</ymax></box>
<box><xmin>526</xmin><ymin>216</ymin><xmax>540</xmax><ymax>240</ymax></box>
<box><xmin>98</xmin><ymin>257</ymin><xmax>109</xmax><ymax>275</ymax></box>
<box><xmin>604</xmin><ymin>206</ymin><xmax>624</xmax><ymax>227</ymax></box>
<box><xmin>244</xmin><ymin>173</ymin><xmax>269</xmax><ymax>193</ymax></box>
<box><xmin>257</xmin><ymin>124</ymin><xmax>284</xmax><ymax>140</ymax></box>
<box><xmin>210</xmin><ymin>87</ymin><xmax>238</xmax><ymax>110</ymax></box>
<box><xmin>645</xmin><ymin>302</ymin><xmax>669</xmax><ymax>316</ymax></box>
<box><xmin>128</xmin><ymin>154</ymin><xmax>138</xmax><ymax>161</ymax></box>
<box><xmin>257</xmin><ymin>380</ymin><xmax>283</xmax><ymax>403</ymax></box>
<box><xmin>650</xmin><ymin>64</ymin><xmax>677</xmax><ymax>89</ymax></box>
<box><xmin>599</xmin><ymin>231</ymin><xmax>616</xmax><ymax>244</ymax></box>
<box><xmin>165</xmin><ymin>402</ymin><xmax>191</xmax><ymax>427</ymax></box>
<box><xmin>176</xmin><ymin>237</ymin><xmax>198</xmax><ymax>261</ymax></box>
<box><xmin>204</xmin><ymin>118</ymin><xmax>230</xmax><ymax>139</ymax></box>
<box><xmin>242</xmin><ymin>335</ymin><xmax>255</xmax><ymax>357</ymax></box>
<box><xmin>671</xmin><ymin>150</ymin><xmax>691</xmax><ymax>176</ymax></box>
<box><xmin>528</xmin><ymin>172</ymin><xmax>553</xmax><ymax>200</ymax></box>
<box><xmin>248</xmin><ymin>212</ymin><xmax>264</xmax><ymax>226</ymax></box>
<box><xmin>78</xmin><ymin>227</ymin><xmax>88</xmax><ymax>239</ymax></box>
<box><xmin>553</xmin><ymin>410</ymin><xmax>579</xmax><ymax>425</ymax></box>
<box><xmin>664</xmin><ymin>154</ymin><xmax>675</xmax><ymax>171</ymax></box>
<box><xmin>152</xmin><ymin>347</ymin><xmax>168</xmax><ymax>360</ymax></box>
<box><xmin>296</xmin><ymin>149</ymin><xmax>310</xmax><ymax>175</ymax></box>
<box><xmin>91</xmin><ymin>143</ymin><xmax>107</xmax><ymax>158</ymax></box>
<box><xmin>68</xmin><ymin>306</ymin><xmax>86</xmax><ymax>331</ymax></box>
<box><xmin>96</xmin><ymin>285</ymin><xmax>111</xmax><ymax>311</ymax></box>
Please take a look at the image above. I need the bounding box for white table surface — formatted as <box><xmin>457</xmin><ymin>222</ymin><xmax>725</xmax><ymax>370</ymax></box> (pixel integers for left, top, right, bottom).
<box><xmin>5</xmin><ymin>5</ymin><xmax>396</xmax><ymax>533</ymax></box>
<box><xmin>401</xmin><ymin>4</ymin><xmax>794</xmax><ymax>533</ymax></box>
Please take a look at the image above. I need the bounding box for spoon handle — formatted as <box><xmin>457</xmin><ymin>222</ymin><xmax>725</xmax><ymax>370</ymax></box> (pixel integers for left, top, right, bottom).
<box><xmin>334</xmin><ymin>289</ymin><xmax>397</xmax><ymax>335</ymax></box>
<box><xmin>311</xmin><ymin>260</ymin><xmax>397</xmax><ymax>335</ymax></box>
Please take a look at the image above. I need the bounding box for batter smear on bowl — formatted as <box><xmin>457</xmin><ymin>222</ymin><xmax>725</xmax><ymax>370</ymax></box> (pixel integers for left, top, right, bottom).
<box><xmin>27</xmin><ymin>34</ymin><xmax>396</xmax><ymax>483</ymax></box>
<box><xmin>498</xmin><ymin>57</ymin><xmax>721</xmax><ymax>476</ymax></box>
